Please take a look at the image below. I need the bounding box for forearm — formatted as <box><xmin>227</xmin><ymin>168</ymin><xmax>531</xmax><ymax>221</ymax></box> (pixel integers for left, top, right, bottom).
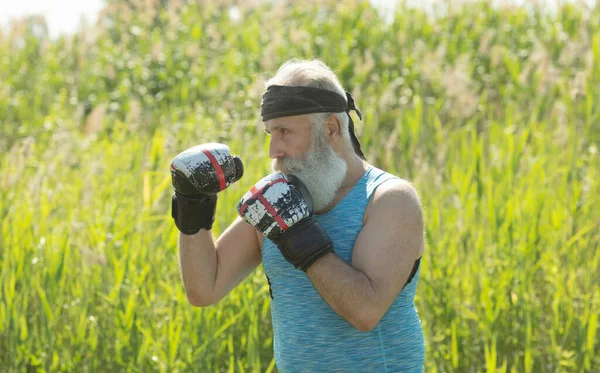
<box><xmin>179</xmin><ymin>230</ymin><xmax>218</xmax><ymax>306</ymax></box>
<box><xmin>305</xmin><ymin>253</ymin><xmax>379</xmax><ymax>332</ymax></box>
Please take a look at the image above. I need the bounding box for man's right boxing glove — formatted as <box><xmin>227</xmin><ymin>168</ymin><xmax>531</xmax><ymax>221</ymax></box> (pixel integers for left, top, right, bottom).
<box><xmin>236</xmin><ymin>172</ymin><xmax>333</xmax><ymax>271</ymax></box>
<box><xmin>170</xmin><ymin>143</ymin><xmax>244</xmax><ymax>235</ymax></box>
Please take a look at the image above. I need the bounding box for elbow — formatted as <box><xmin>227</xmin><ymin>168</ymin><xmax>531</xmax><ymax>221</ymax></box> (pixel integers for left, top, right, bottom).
<box><xmin>185</xmin><ymin>291</ymin><xmax>215</xmax><ymax>308</ymax></box>
<box><xmin>351</xmin><ymin>310</ymin><xmax>381</xmax><ymax>333</ymax></box>
<box><xmin>352</xmin><ymin>319</ymin><xmax>377</xmax><ymax>333</ymax></box>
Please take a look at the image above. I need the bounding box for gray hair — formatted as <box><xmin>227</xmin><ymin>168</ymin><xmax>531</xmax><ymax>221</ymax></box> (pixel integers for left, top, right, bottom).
<box><xmin>265</xmin><ymin>59</ymin><xmax>352</xmax><ymax>149</ymax></box>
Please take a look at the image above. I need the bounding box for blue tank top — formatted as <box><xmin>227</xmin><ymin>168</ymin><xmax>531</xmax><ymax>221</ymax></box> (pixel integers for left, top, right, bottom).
<box><xmin>261</xmin><ymin>166</ymin><xmax>425</xmax><ymax>373</ymax></box>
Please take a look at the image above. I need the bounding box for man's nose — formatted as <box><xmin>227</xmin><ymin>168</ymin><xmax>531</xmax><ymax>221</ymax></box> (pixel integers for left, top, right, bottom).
<box><xmin>268</xmin><ymin>138</ymin><xmax>285</xmax><ymax>159</ymax></box>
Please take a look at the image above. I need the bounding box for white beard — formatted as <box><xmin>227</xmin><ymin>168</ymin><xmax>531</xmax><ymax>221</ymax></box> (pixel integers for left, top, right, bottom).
<box><xmin>272</xmin><ymin>130</ymin><xmax>347</xmax><ymax>213</ymax></box>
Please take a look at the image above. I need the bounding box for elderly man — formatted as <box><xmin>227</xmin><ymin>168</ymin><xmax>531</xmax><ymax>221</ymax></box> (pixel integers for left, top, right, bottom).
<box><xmin>170</xmin><ymin>59</ymin><xmax>425</xmax><ymax>372</ymax></box>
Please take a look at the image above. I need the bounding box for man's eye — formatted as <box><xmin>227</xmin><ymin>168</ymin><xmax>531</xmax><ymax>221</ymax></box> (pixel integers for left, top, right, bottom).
<box><xmin>280</xmin><ymin>129</ymin><xmax>289</xmax><ymax>135</ymax></box>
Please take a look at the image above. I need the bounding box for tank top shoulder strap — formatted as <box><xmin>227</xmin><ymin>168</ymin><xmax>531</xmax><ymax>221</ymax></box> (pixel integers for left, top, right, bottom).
<box><xmin>365</xmin><ymin>166</ymin><xmax>400</xmax><ymax>202</ymax></box>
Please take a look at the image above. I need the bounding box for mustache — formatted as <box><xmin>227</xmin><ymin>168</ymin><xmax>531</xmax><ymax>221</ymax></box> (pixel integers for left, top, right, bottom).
<box><xmin>272</xmin><ymin>156</ymin><xmax>308</xmax><ymax>174</ymax></box>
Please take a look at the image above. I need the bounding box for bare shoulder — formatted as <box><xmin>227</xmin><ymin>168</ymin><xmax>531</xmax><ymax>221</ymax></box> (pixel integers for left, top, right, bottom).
<box><xmin>366</xmin><ymin>177</ymin><xmax>423</xmax><ymax>219</ymax></box>
<box><xmin>363</xmin><ymin>177</ymin><xmax>424</xmax><ymax>256</ymax></box>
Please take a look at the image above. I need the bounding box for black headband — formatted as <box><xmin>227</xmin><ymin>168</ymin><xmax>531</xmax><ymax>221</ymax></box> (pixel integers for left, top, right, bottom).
<box><xmin>260</xmin><ymin>85</ymin><xmax>366</xmax><ymax>160</ymax></box>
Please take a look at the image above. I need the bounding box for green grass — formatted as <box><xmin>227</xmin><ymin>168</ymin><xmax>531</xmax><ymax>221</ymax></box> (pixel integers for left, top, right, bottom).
<box><xmin>1</xmin><ymin>0</ymin><xmax>599</xmax><ymax>372</ymax></box>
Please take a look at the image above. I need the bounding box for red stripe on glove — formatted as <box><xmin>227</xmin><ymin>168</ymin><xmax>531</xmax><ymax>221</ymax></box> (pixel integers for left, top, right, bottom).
<box><xmin>252</xmin><ymin>186</ymin><xmax>289</xmax><ymax>231</ymax></box>
<box><xmin>202</xmin><ymin>150</ymin><xmax>226</xmax><ymax>191</ymax></box>
<box><xmin>238</xmin><ymin>178</ymin><xmax>290</xmax><ymax>231</ymax></box>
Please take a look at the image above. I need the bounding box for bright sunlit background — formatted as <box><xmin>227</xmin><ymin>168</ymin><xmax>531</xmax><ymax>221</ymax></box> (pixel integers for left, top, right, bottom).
<box><xmin>0</xmin><ymin>0</ymin><xmax>104</xmax><ymax>39</ymax></box>
<box><xmin>2</xmin><ymin>0</ymin><xmax>597</xmax><ymax>39</ymax></box>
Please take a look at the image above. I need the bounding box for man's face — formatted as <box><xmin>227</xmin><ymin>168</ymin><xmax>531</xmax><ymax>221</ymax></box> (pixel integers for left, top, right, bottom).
<box><xmin>265</xmin><ymin>115</ymin><xmax>347</xmax><ymax>212</ymax></box>
<box><xmin>265</xmin><ymin>114</ymin><xmax>313</xmax><ymax>165</ymax></box>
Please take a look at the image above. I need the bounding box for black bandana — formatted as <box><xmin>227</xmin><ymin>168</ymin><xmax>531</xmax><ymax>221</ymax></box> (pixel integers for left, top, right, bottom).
<box><xmin>260</xmin><ymin>85</ymin><xmax>366</xmax><ymax>160</ymax></box>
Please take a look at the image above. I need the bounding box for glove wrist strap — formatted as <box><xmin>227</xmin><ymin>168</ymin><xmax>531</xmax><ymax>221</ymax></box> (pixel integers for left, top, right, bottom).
<box><xmin>172</xmin><ymin>193</ymin><xmax>217</xmax><ymax>235</ymax></box>
<box><xmin>277</xmin><ymin>218</ymin><xmax>333</xmax><ymax>271</ymax></box>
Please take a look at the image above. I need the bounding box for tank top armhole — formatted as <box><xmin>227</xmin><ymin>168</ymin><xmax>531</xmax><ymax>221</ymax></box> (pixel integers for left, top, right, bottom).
<box><xmin>402</xmin><ymin>256</ymin><xmax>422</xmax><ymax>290</ymax></box>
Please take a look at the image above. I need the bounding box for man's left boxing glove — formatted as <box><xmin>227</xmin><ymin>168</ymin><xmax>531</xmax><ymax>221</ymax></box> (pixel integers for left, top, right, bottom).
<box><xmin>237</xmin><ymin>172</ymin><xmax>333</xmax><ymax>271</ymax></box>
<box><xmin>170</xmin><ymin>143</ymin><xmax>244</xmax><ymax>234</ymax></box>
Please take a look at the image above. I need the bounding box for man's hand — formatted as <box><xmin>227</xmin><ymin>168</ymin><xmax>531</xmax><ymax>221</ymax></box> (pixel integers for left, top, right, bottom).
<box><xmin>236</xmin><ymin>172</ymin><xmax>333</xmax><ymax>271</ymax></box>
<box><xmin>170</xmin><ymin>143</ymin><xmax>244</xmax><ymax>234</ymax></box>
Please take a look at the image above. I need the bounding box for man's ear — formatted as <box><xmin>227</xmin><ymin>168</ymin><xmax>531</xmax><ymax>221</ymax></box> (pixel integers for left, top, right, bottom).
<box><xmin>326</xmin><ymin>114</ymin><xmax>341</xmax><ymax>141</ymax></box>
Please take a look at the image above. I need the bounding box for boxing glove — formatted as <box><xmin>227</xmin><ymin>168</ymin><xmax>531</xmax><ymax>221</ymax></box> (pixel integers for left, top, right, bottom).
<box><xmin>237</xmin><ymin>172</ymin><xmax>333</xmax><ymax>271</ymax></box>
<box><xmin>170</xmin><ymin>143</ymin><xmax>244</xmax><ymax>234</ymax></box>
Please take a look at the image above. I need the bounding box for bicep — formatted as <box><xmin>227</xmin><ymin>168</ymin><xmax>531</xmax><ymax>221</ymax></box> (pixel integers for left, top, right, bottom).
<box><xmin>351</xmin><ymin>181</ymin><xmax>424</xmax><ymax>308</ymax></box>
<box><xmin>212</xmin><ymin>217</ymin><xmax>263</xmax><ymax>302</ymax></box>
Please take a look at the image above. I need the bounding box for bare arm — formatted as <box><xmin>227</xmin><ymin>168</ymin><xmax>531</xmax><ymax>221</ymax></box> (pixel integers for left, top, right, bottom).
<box><xmin>305</xmin><ymin>179</ymin><xmax>424</xmax><ymax>331</ymax></box>
<box><xmin>179</xmin><ymin>217</ymin><xmax>263</xmax><ymax>306</ymax></box>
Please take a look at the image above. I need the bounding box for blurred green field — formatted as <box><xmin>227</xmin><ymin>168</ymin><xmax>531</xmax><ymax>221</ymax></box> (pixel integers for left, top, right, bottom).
<box><xmin>1</xmin><ymin>0</ymin><xmax>599</xmax><ymax>372</ymax></box>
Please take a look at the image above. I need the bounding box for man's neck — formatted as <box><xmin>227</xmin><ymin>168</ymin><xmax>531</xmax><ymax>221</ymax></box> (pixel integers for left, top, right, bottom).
<box><xmin>340</xmin><ymin>154</ymin><xmax>369</xmax><ymax>190</ymax></box>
